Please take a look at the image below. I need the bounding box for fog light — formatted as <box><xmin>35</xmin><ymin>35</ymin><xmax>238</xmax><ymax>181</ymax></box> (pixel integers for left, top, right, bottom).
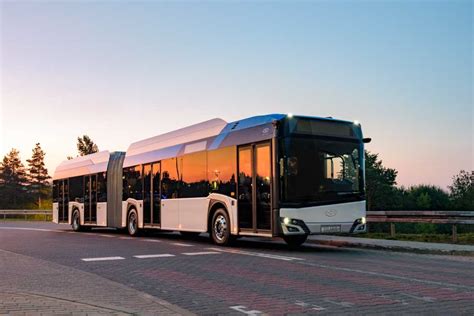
<box><xmin>283</xmin><ymin>217</ymin><xmax>290</xmax><ymax>225</ymax></box>
<box><xmin>288</xmin><ymin>226</ymin><xmax>299</xmax><ymax>232</ymax></box>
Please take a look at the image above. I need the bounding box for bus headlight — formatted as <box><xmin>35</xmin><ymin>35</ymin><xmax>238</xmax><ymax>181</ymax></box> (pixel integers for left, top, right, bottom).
<box><xmin>361</xmin><ymin>217</ymin><xmax>366</xmax><ymax>225</ymax></box>
<box><xmin>283</xmin><ymin>217</ymin><xmax>291</xmax><ymax>225</ymax></box>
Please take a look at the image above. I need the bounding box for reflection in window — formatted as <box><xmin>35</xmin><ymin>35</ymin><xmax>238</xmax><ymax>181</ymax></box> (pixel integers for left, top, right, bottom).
<box><xmin>161</xmin><ymin>158</ymin><xmax>180</xmax><ymax>199</ymax></box>
<box><xmin>208</xmin><ymin>147</ymin><xmax>236</xmax><ymax>198</ymax></box>
<box><xmin>181</xmin><ymin>151</ymin><xmax>208</xmax><ymax>198</ymax></box>
<box><xmin>97</xmin><ymin>172</ymin><xmax>107</xmax><ymax>202</ymax></box>
<box><xmin>123</xmin><ymin>166</ymin><xmax>142</xmax><ymax>200</ymax></box>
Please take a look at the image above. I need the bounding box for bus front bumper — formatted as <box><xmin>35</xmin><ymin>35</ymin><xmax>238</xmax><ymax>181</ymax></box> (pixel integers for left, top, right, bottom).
<box><xmin>280</xmin><ymin>217</ymin><xmax>367</xmax><ymax>235</ymax></box>
<box><xmin>278</xmin><ymin>201</ymin><xmax>367</xmax><ymax>236</ymax></box>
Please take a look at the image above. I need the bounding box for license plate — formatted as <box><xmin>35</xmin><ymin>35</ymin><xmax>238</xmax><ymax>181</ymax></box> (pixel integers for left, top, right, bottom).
<box><xmin>321</xmin><ymin>225</ymin><xmax>341</xmax><ymax>233</ymax></box>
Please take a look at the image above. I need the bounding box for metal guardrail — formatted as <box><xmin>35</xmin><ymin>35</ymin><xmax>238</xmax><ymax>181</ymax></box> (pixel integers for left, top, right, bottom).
<box><xmin>367</xmin><ymin>210</ymin><xmax>474</xmax><ymax>242</ymax></box>
<box><xmin>0</xmin><ymin>209</ymin><xmax>52</xmax><ymax>221</ymax></box>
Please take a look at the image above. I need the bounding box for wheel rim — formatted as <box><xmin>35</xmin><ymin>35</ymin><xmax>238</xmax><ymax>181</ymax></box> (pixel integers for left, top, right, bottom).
<box><xmin>129</xmin><ymin>212</ymin><xmax>137</xmax><ymax>235</ymax></box>
<box><xmin>73</xmin><ymin>212</ymin><xmax>79</xmax><ymax>230</ymax></box>
<box><xmin>213</xmin><ymin>214</ymin><xmax>227</xmax><ymax>242</ymax></box>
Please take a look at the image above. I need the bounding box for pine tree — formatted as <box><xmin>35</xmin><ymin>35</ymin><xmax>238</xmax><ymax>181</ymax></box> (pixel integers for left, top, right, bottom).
<box><xmin>26</xmin><ymin>143</ymin><xmax>51</xmax><ymax>208</ymax></box>
<box><xmin>77</xmin><ymin>135</ymin><xmax>99</xmax><ymax>156</ymax></box>
<box><xmin>0</xmin><ymin>149</ymin><xmax>28</xmax><ymax>208</ymax></box>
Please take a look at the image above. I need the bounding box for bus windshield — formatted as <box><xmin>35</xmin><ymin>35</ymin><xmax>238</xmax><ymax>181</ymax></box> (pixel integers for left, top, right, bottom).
<box><xmin>279</xmin><ymin>136</ymin><xmax>364</xmax><ymax>206</ymax></box>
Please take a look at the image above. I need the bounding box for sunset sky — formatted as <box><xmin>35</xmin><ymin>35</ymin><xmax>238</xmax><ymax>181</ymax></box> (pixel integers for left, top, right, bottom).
<box><xmin>0</xmin><ymin>1</ymin><xmax>472</xmax><ymax>189</ymax></box>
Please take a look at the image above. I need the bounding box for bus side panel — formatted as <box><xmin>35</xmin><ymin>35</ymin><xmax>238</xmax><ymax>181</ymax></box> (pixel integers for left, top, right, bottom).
<box><xmin>96</xmin><ymin>202</ymin><xmax>107</xmax><ymax>226</ymax></box>
<box><xmin>179</xmin><ymin>198</ymin><xmax>209</xmax><ymax>232</ymax></box>
<box><xmin>52</xmin><ymin>203</ymin><xmax>59</xmax><ymax>224</ymax></box>
<box><xmin>161</xmin><ymin>199</ymin><xmax>180</xmax><ymax>230</ymax></box>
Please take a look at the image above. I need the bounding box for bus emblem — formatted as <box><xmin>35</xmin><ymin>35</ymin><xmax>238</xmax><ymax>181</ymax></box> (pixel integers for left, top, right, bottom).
<box><xmin>325</xmin><ymin>209</ymin><xmax>337</xmax><ymax>217</ymax></box>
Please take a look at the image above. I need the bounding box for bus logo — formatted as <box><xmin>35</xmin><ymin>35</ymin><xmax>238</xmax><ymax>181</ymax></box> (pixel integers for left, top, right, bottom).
<box><xmin>325</xmin><ymin>209</ymin><xmax>337</xmax><ymax>217</ymax></box>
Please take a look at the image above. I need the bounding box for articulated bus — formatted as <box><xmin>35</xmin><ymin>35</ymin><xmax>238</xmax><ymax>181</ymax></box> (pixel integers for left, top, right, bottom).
<box><xmin>53</xmin><ymin>114</ymin><xmax>370</xmax><ymax>247</ymax></box>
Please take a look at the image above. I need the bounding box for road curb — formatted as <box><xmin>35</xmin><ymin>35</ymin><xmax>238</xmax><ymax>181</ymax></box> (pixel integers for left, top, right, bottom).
<box><xmin>308</xmin><ymin>238</ymin><xmax>474</xmax><ymax>256</ymax></box>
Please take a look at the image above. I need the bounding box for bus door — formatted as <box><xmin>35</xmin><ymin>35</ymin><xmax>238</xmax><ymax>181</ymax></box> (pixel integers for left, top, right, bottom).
<box><xmin>237</xmin><ymin>142</ymin><xmax>272</xmax><ymax>233</ymax></box>
<box><xmin>58</xmin><ymin>179</ymin><xmax>69</xmax><ymax>223</ymax></box>
<box><xmin>143</xmin><ymin>164</ymin><xmax>152</xmax><ymax>225</ymax></box>
<box><xmin>84</xmin><ymin>175</ymin><xmax>97</xmax><ymax>224</ymax></box>
<box><xmin>143</xmin><ymin>162</ymin><xmax>161</xmax><ymax>226</ymax></box>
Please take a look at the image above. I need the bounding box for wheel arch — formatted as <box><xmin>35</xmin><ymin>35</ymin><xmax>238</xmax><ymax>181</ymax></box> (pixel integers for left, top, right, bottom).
<box><xmin>207</xmin><ymin>200</ymin><xmax>229</xmax><ymax>233</ymax></box>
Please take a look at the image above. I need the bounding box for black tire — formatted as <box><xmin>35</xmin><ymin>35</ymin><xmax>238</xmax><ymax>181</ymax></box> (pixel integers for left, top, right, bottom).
<box><xmin>210</xmin><ymin>209</ymin><xmax>231</xmax><ymax>246</ymax></box>
<box><xmin>283</xmin><ymin>235</ymin><xmax>308</xmax><ymax>248</ymax></box>
<box><xmin>127</xmin><ymin>208</ymin><xmax>139</xmax><ymax>236</ymax></box>
<box><xmin>71</xmin><ymin>209</ymin><xmax>82</xmax><ymax>232</ymax></box>
<box><xmin>180</xmin><ymin>231</ymin><xmax>201</xmax><ymax>239</ymax></box>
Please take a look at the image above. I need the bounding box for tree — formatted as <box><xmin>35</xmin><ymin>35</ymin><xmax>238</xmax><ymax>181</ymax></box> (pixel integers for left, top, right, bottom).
<box><xmin>26</xmin><ymin>143</ymin><xmax>51</xmax><ymax>208</ymax></box>
<box><xmin>449</xmin><ymin>170</ymin><xmax>474</xmax><ymax>211</ymax></box>
<box><xmin>405</xmin><ymin>185</ymin><xmax>450</xmax><ymax>210</ymax></box>
<box><xmin>0</xmin><ymin>149</ymin><xmax>28</xmax><ymax>208</ymax></box>
<box><xmin>77</xmin><ymin>135</ymin><xmax>99</xmax><ymax>156</ymax></box>
<box><xmin>365</xmin><ymin>151</ymin><xmax>400</xmax><ymax>211</ymax></box>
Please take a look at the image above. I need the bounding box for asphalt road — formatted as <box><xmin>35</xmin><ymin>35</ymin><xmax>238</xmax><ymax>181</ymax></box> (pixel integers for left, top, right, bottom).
<box><xmin>1</xmin><ymin>221</ymin><xmax>474</xmax><ymax>315</ymax></box>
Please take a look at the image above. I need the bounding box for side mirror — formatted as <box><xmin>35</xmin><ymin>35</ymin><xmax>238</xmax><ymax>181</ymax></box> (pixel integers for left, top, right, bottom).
<box><xmin>363</xmin><ymin>138</ymin><xmax>372</xmax><ymax>143</ymax></box>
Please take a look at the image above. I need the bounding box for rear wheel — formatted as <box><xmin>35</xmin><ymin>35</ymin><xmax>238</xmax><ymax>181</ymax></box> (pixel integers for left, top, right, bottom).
<box><xmin>71</xmin><ymin>209</ymin><xmax>82</xmax><ymax>232</ymax></box>
<box><xmin>127</xmin><ymin>209</ymin><xmax>139</xmax><ymax>236</ymax></box>
<box><xmin>283</xmin><ymin>235</ymin><xmax>308</xmax><ymax>248</ymax></box>
<box><xmin>211</xmin><ymin>209</ymin><xmax>231</xmax><ymax>246</ymax></box>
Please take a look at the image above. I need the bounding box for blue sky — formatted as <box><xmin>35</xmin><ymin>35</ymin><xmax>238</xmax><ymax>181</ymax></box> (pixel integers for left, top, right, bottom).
<box><xmin>1</xmin><ymin>0</ymin><xmax>472</xmax><ymax>188</ymax></box>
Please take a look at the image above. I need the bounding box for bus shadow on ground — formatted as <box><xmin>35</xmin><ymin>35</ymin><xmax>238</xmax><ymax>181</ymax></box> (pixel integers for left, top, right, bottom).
<box><xmin>84</xmin><ymin>227</ymin><xmax>348</xmax><ymax>255</ymax></box>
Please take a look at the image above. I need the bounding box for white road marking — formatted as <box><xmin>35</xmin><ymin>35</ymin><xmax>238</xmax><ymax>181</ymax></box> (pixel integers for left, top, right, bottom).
<box><xmin>400</xmin><ymin>293</ymin><xmax>436</xmax><ymax>302</ymax></box>
<box><xmin>323</xmin><ymin>298</ymin><xmax>354</xmax><ymax>308</ymax></box>
<box><xmin>133</xmin><ymin>254</ymin><xmax>175</xmax><ymax>259</ymax></box>
<box><xmin>81</xmin><ymin>256</ymin><xmax>125</xmax><ymax>262</ymax></box>
<box><xmin>182</xmin><ymin>251</ymin><xmax>220</xmax><ymax>256</ymax></box>
<box><xmin>0</xmin><ymin>227</ymin><xmax>64</xmax><ymax>233</ymax></box>
<box><xmin>171</xmin><ymin>242</ymin><xmax>193</xmax><ymax>247</ymax></box>
<box><xmin>208</xmin><ymin>247</ymin><xmax>304</xmax><ymax>261</ymax></box>
<box><xmin>119</xmin><ymin>236</ymin><xmax>135</xmax><ymax>240</ymax></box>
<box><xmin>141</xmin><ymin>239</ymin><xmax>162</xmax><ymax>243</ymax></box>
<box><xmin>297</xmin><ymin>261</ymin><xmax>474</xmax><ymax>291</ymax></box>
<box><xmin>230</xmin><ymin>305</ymin><xmax>263</xmax><ymax>315</ymax></box>
<box><xmin>295</xmin><ymin>301</ymin><xmax>326</xmax><ymax>311</ymax></box>
<box><xmin>98</xmin><ymin>234</ymin><xmax>115</xmax><ymax>238</ymax></box>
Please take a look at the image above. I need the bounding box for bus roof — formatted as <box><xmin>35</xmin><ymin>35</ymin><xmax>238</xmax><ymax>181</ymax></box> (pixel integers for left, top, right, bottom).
<box><xmin>122</xmin><ymin>114</ymin><xmax>286</xmax><ymax>167</ymax></box>
<box><xmin>53</xmin><ymin>150</ymin><xmax>111</xmax><ymax>180</ymax></box>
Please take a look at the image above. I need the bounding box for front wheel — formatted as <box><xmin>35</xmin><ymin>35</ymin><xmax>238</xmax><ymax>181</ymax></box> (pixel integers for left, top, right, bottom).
<box><xmin>127</xmin><ymin>209</ymin><xmax>139</xmax><ymax>236</ymax></box>
<box><xmin>71</xmin><ymin>209</ymin><xmax>82</xmax><ymax>232</ymax></box>
<box><xmin>283</xmin><ymin>235</ymin><xmax>308</xmax><ymax>248</ymax></box>
<box><xmin>211</xmin><ymin>209</ymin><xmax>231</xmax><ymax>246</ymax></box>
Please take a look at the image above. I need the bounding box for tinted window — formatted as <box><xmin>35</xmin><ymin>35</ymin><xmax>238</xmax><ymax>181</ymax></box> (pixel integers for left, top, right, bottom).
<box><xmin>161</xmin><ymin>158</ymin><xmax>180</xmax><ymax>199</ymax></box>
<box><xmin>208</xmin><ymin>147</ymin><xmax>237</xmax><ymax>198</ymax></box>
<box><xmin>53</xmin><ymin>180</ymin><xmax>59</xmax><ymax>202</ymax></box>
<box><xmin>123</xmin><ymin>166</ymin><xmax>142</xmax><ymax>200</ymax></box>
<box><xmin>181</xmin><ymin>151</ymin><xmax>208</xmax><ymax>198</ymax></box>
<box><xmin>97</xmin><ymin>172</ymin><xmax>107</xmax><ymax>202</ymax></box>
<box><xmin>69</xmin><ymin>176</ymin><xmax>84</xmax><ymax>202</ymax></box>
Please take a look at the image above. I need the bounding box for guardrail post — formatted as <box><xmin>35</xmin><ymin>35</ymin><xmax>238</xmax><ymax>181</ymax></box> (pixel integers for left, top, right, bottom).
<box><xmin>452</xmin><ymin>224</ymin><xmax>458</xmax><ymax>243</ymax></box>
<box><xmin>390</xmin><ymin>223</ymin><xmax>396</xmax><ymax>237</ymax></box>
<box><xmin>24</xmin><ymin>211</ymin><xmax>27</xmax><ymax>221</ymax></box>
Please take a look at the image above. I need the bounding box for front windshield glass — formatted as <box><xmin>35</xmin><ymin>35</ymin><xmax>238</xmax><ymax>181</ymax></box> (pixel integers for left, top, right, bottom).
<box><xmin>279</xmin><ymin>137</ymin><xmax>364</xmax><ymax>206</ymax></box>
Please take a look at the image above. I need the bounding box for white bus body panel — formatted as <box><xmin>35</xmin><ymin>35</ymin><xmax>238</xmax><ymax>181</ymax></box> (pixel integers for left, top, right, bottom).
<box><xmin>161</xmin><ymin>199</ymin><xmax>180</xmax><ymax>230</ymax></box>
<box><xmin>280</xmin><ymin>200</ymin><xmax>366</xmax><ymax>234</ymax></box>
<box><xmin>179</xmin><ymin>198</ymin><xmax>209</xmax><ymax>231</ymax></box>
<box><xmin>96</xmin><ymin>202</ymin><xmax>107</xmax><ymax>226</ymax></box>
<box><xmin>52</xmin><ymin>203</ymin><xmax>59</xmax><ymax>223</ymax></box>
<box><xmin>122</xmin><ymin>199</ymin><xmax>143</xmax><ymax>228</ymax></box>
<box><xmin>208</xmin><ymin>193</ymin><xmax>238</xmax><ymax>234</ymax></box>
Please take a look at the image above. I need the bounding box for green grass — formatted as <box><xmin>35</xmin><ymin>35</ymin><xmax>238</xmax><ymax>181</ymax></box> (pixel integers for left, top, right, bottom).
<box><xmin>357</xmin><ymin>232</ymin><xmax>474</xmax><ymax>245</ymax></box>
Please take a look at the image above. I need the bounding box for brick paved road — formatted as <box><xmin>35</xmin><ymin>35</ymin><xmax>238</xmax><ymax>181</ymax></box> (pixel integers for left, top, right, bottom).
<box><xmin>1</xmin><ymin>221</ymin><xmax>473</xmax><ymax>315</ymax></box>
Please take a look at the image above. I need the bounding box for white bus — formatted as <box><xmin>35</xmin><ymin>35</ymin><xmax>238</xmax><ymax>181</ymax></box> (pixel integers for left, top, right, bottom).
<box><xmin>53</xmin><ymin>114</ymin><xmax>370</xmax><ymax>247</ymax></box>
